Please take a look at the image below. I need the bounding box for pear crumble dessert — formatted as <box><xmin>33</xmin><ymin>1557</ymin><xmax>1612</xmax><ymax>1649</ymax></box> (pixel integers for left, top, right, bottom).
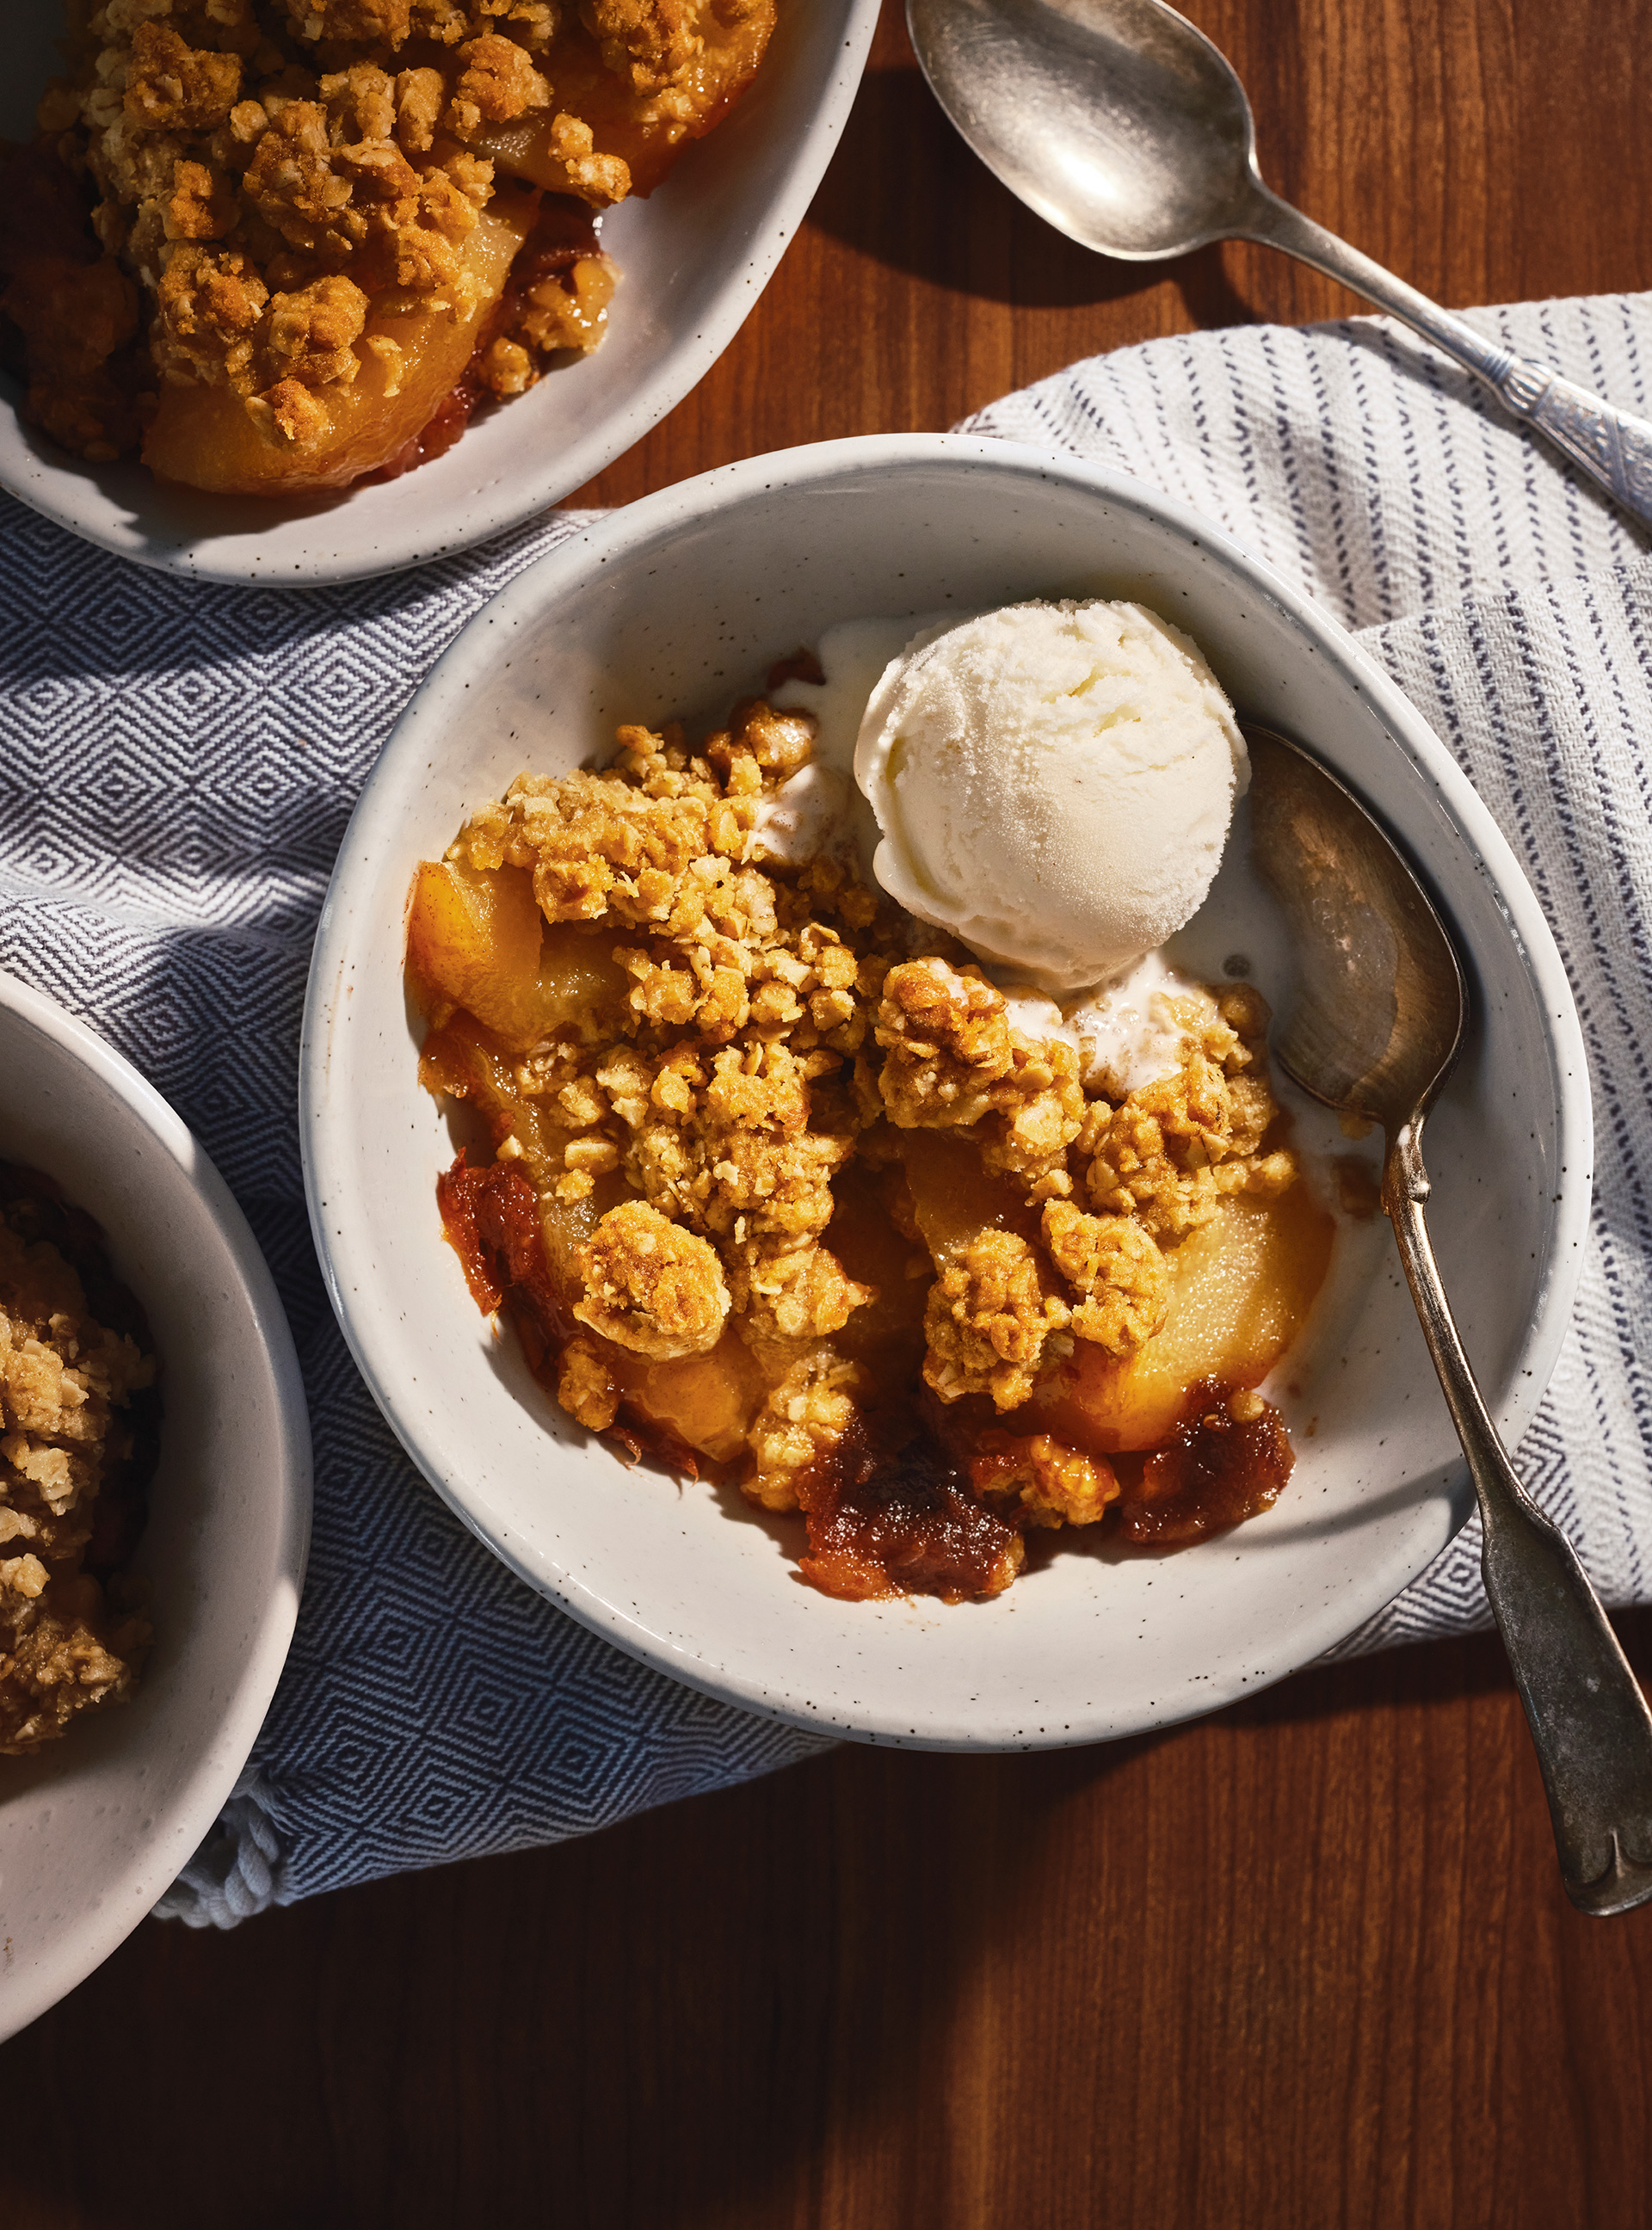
<box><xmin>407</xmin><ymin>608</ymin><xmax>1335</xmax><ymax>1605</ymax></box>
<box><xmin>0</xmin><ymin>1162</ymin><xmax>158</xmax><ymax>1755</ymax></box>
<box><xmin>1</xmin><ymin>0</ymin><xmax>774</xmax><ymax>490</ymax></box>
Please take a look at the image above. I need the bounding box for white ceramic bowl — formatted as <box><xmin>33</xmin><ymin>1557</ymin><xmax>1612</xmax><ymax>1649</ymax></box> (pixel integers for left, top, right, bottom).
<box><xmin>301</xmin><ymin>434</ymin><xmax>1591</xmax><ymax>1749</ymax></box>
<box><xmin>0</xmin><ymin>3</ymin><xmax>878</xmax><ymax>586</ymax></box>
<box><xmin>0</xmin><ymin>973</ymin><xmax>311</xmax><ymax>2042</ymax></box>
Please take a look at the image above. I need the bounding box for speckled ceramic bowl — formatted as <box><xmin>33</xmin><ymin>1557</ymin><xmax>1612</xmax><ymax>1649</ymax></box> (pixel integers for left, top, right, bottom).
<box><xmin>0</xmin><ymin>2</ymin><xmax>877</xmax><ymax>586</ymax></box>
<box><xmin>0</xmin><ymin>974</ymin><xmax>310</xmax><ymax>2042</ymax></box>
<box><xmin>301</xmin><ymin>434</ymin><xmax>1590</xmax><ymax>1749</ymax></box>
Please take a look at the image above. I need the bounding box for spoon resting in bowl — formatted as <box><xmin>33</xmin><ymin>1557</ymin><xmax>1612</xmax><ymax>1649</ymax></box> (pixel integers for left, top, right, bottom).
<box><xmin>906</xmin><ymin>0</ymin><xmax>1652</xmax><ymax>535</ymax></box>
<box><xmin>1245</xmin><ymin>721</ymin><xmax>1652</xmax><ymax>1916</ymax></box>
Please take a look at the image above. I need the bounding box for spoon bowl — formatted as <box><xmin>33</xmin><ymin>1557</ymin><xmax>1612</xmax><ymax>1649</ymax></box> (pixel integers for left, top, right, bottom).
<box><xmin>1246</xmin><ymin>724</ymin><xmax>1465</xmax><ymax>1127</ymax></box>
<box><xmin>1248</xmin><ymin>724</ymin><xmax>1652</xmax><ymax>1917</ymax></box>
<box><xmin>907</xmin><ymin>0</ymin><xmax>1261</xmax><ymax>259</ymax></box>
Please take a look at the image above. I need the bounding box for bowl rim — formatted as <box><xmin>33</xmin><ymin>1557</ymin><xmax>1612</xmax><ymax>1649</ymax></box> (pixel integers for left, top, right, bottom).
<box><xmin>300</xmin><ymin>429</ymin><xmax>1593</xmax><ymax>1746</ymax></box>
<box><xmin>0</xmin><ymin>966</ymin><xmax>312</xmax><ymax>2041</ymax></box>
<box><xmin>0</xmin><ymin>0</ymin><xmax>882</xmax><ymax>588</ymax></box>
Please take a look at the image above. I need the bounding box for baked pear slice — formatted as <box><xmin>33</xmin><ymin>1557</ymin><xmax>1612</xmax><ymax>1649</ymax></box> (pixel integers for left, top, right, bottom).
<box><xmin>474</xmin><ymin>3</ymin><xmax>778</xmax><ymax>200</ymax></box>
<box><xmin>143</xmin><ymin>188</ymin><xmax>538</xmax><ymax>496</ymax></box>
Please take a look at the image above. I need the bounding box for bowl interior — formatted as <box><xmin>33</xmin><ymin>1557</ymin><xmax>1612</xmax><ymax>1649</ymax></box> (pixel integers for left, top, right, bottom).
<box><xmin>0</xmin><ymin>981</ymin><xmax>309</xmax><ymax>2042</ymax></box>
<box><xmin>305</xmin><ymin>438</ymin><xmax>1588</xmax><ymax>1747</ymax></box>
<box><xmin>0</xmin><ymin>0</ymin><xmax>877</xmax><ymax>584</ymax></box>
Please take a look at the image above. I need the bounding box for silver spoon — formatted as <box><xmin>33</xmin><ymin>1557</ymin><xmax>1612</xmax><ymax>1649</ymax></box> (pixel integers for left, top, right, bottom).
<box><xmin>907</xmin><ymin>0</ymin><xmax>1652</xmax><ymax>533</ymax></box>
<box><xmin>1246</xmin><ymin>722</ymin><xmax>1652</xmax><ymax>1916</ymax></box>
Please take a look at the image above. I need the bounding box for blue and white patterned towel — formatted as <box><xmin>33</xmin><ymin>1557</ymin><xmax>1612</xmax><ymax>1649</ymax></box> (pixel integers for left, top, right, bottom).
<box><xmin>5</xmin><ymin>291</ymin><xmax>1651</xmax><ymax>1925</ymax></box>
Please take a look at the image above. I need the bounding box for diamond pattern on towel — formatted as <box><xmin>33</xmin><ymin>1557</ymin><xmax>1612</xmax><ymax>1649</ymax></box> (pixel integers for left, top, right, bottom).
<box><xmin>7</xmin><ymin>289</ymin><xmax>1652</xmax><ymax>1920</ymax></box>
<box><xmin>0</xmin><ymin>502</ymin><xmax>831</xmax><ymax>1929</ymax></box>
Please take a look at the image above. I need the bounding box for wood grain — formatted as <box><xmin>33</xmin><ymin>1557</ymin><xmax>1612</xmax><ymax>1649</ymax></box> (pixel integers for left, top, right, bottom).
<box><xmin>9</xmin><ymin>1619</ymin><xmax>1652</xmax><ymax>2228</ymax></box>
<box><xmin>572</xmin><ymin>0</ymin><xmax>1652</xmax><ymax>506</ymax></box>
<box><xmin>9</xmin><ymin>1</ymin><xmax>1652</xmax><ymax>2221</ymax></box>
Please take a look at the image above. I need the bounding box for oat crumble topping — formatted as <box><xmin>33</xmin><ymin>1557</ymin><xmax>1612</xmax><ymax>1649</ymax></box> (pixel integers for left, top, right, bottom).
<box><xmin>413</xmin><ymin>692</ymin><xmax>1309</xmax><ymax>1598</ymax></box>
<box><xmin>3</xmin><ymin>0</ymin><xmax>774</xmax><ymax>477</ymax></box>
<box><xmin>0</xmin><ymin>1172</ymin><xmax>157</xmax><ymax>1756</ymax></box>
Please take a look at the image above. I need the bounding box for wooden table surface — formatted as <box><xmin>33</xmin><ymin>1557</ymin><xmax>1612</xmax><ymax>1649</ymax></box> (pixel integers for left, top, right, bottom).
<box><xmin>9</xmin><ymin>3</ymin><xmax>1652</xmax><ymax>2223</ymax></box>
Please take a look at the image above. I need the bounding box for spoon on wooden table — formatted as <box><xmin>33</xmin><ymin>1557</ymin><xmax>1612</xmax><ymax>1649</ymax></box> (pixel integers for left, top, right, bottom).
<box><xmin>1244</xmin><ymin>722</ymin><xmax>1652</xmax><ymax>1916</ymax></box>
<box><xmin>906</xmin><ymin>0</ymin><xmax>1652</xmax><ymax>533</ymax></box>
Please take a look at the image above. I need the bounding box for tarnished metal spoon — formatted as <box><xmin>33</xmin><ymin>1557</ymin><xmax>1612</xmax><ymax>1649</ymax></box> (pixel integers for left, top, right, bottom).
<box><xmin>907</xmin><ymin>0</ymin><xmax>1652</xmax><ymax>533</ymax></box>
<box><xmin>1246</xmin><ymin>722</ymin><xmax>1652</xmax><ymax>1916</ymax></box>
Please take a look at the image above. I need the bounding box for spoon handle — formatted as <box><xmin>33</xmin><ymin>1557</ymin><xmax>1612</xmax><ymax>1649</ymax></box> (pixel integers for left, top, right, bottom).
<box><xmin>1384</xmin><ymin>1118</ymin><xmax>1652</xmax><ymax>1914</ymax></box>
<box><xmin>1241</xmin><ymin>183</ymin><xmax>1652</xmax><ymax>535</ymax></box>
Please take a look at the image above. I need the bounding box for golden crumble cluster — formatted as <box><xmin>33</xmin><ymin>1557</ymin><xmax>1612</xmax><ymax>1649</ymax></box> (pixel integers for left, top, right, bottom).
<box><xmin>877</xmin><ymin>955</ymin><xmax>1291</xmax><ymax>1413</ymax></box>
<box><xmin>447</xmin><ymin>708</ymin><xmax>891</xmax><ymax>1398</ymax></box>
<box><xmin>423</xmin><ymin>697</ymin><xmax>1300</xmax><ymax>1532</ymax></box>
<box><xmin>0</xmin><ymin>1185</ymin><xmax>156</xmax><ymax>1756</ymax></box>
<box><xmin>4</xmin><ymin>0</ymin><xmax>771</xmax><ymax>469</ymax></box>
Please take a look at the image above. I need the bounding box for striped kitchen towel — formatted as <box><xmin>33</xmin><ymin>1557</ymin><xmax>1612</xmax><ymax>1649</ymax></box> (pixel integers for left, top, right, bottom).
<box><xmin>3</xmin><ymin>289</ymin><xmax>1649</xmax><ymax>1925</ymax></box>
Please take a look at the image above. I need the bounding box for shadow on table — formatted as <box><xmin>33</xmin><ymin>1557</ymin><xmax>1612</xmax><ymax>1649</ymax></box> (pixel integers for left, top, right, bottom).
<box><xmin>1254</xmin><ymin>1603</ymin><xmax>1652</xmax><ymax>1722</ymax></box>
<box><xmin>809</xmin><ymin>61</ymin><xmax>1264</xmax><ymax>333</ymax></box>
<box><xmin>9</xmin><ymin>1614</ymin><xmax>1650</xmax><ymax>2229</ymax></box>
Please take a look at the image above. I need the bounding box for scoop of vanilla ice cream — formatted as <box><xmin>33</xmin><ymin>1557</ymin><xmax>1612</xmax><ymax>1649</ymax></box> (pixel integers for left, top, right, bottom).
<box><xmin>854</xmin><ymin>599</ymin><xmax>1248</xmax><ymax>994</ymax></box>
